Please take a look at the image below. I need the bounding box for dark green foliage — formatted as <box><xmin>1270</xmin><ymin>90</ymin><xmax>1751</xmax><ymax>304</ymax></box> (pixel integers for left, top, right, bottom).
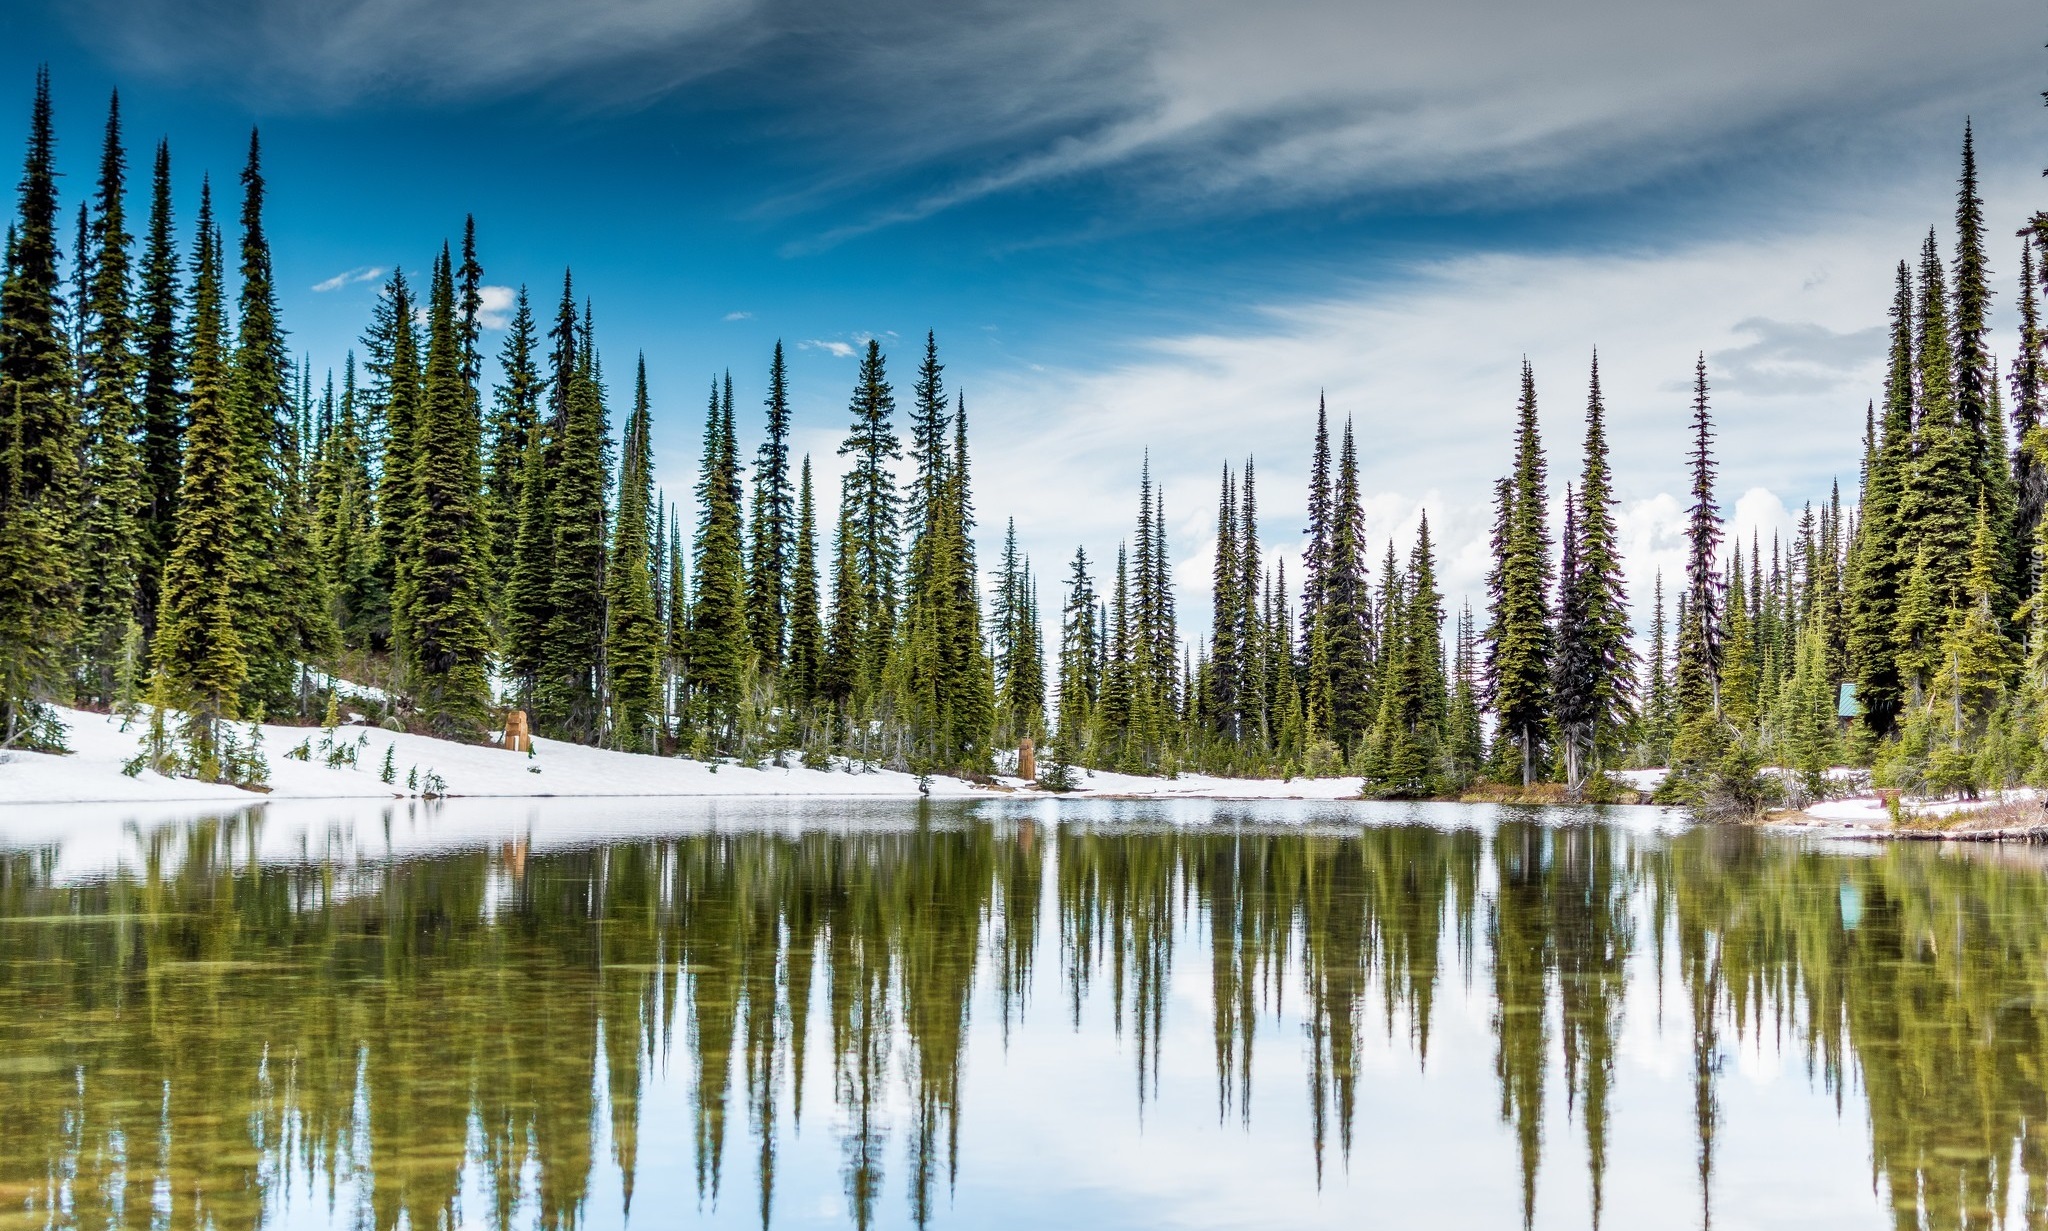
<box><xmin>154</xmin><ymin>183</ymin><xmax>247</xmax><ymax>736</ymax></box>
<box><xmin>1900</xmin><ymin>233</ymin><xmax>1974</xmax><ymax>619</ymax></box>
<box><xmin>1486</xmin><ymin>361</ymin><xmax>1553</xmax><ymax>786</ymax></box>
<box><xmin>0</xmin><ymin>68</ymin><xmax>78</xmax><ymax>736</ymax></box>
<box><xmin>833</xmin><ymin>340</ymin><xmax>902</xmax><ymax>697</ymax></box>
<box><xmin>786</xmin><ymin>456</ymin><xmax>825</xmax><ymax>704</ymax></box>
<box><xmin>746</xmin><ymin>341</ymin><xmax>794</xmax><ymax>670</ymax></box>
<box><xmin>135</xmin><ymin>139</ymin><xmax>181</xmax><ymax>641</ymax></box>
<box><xmin>400</xmin><ymin>247</ymin><xmax>494</xmax><ymax>739</ymax></box>
<box><xmin>1057</xmin><ymin>546</ymin><xmax>1099</xmax><ymax>747</ymax></box>
<box><xmin>606</xmin><ymin>357</ymin><xmax>663</xmax><ymax>751</ymax></box>
<box><xmin>231</xmin><ymin>129</ymin><xmax>328</xmax><ymax>710</ymax></box>
<box><xmin>73</xmin><ymin>92</ymin><xmax>144</xmax><ymax>705</ymax></box>
<box><xmin>483</xmin><ymin>286</ymin><xmax>541</xmax><ymax>597</ymax></box>
<box><xmin>1365</xmin><ymin>514</ymin><xmax>1447</xmax><ymax>797</ymax></box>
<box><xmin>689</xmin><ymin>376</ymin><xmax>751</xmax><ymax>724</ymax></box>
<box><xmin>537</xmin><ymin>301</ymin><xmax>610</xmax><ymax>742</ymax></box>
<box><xmin>1551</xmin><ymin>357</ymin><xmax>1636</xmax><ymax>793</ymax></box>
<box><xmin>1850</xmin><ymin>263</ymin><xmax>1917</xmax><ymax>736</ymax></box>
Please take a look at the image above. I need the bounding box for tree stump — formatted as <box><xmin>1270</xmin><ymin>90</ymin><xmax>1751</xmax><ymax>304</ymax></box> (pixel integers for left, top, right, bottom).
<box><xmin>1018</xmin><ymin>736</ymin><xmax>1036</xmax><ymax>782</ymax></box>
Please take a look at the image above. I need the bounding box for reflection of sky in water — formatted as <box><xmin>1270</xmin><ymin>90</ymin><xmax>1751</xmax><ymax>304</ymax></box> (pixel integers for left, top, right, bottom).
<box><xmin>1</xmin><ymin>799</ymin><xmax>2041</xmax><ymax>1230</ymax></box>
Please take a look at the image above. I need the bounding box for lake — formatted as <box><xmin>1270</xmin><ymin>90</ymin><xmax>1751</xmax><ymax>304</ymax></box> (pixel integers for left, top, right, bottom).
<box><xmin>0</xmin><ymin>797</ymin><xmax>2042</xmax><ymax>1230</ymax></box>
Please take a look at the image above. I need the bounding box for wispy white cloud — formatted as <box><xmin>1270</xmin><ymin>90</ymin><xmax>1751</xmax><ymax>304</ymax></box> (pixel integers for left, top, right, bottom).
<box><xmin>81</xmin><ymin>0</ymin><xmax>763</xmax><ymax>107</ymax></box>
<box><xmin>723</xmin><ymin>310</ymin><xmax>754</xmax><ymax>321</ymax></box>
<box><xmin>477</xmin><ymin>285</ymin><xmax>517</xmax><ymax>329</ymax></box>
<box><xmin>964</xmin><ymin>156</ymin><xmax>2040</xmax><ymax>641</ymax></box>
<box><xmin>800</xmin><ymin>339</ymin><xmax>857</xmax><ymax>358</ymax></box>
<box><xmin>312</xmin><ymin>265</ymin><xmax>384</xmax><ymax>293</ymax></box>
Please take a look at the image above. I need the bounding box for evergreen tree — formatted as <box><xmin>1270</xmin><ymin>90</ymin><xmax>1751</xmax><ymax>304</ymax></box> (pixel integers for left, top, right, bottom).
<box><xmin>1557</xmin><ymin>356</ymin><xmax>1636</xmax><ymax>785</ymax></box>
<box><xmin>1319</xmin><ymin>422</ymin><xmax>1373</xmax><ymax>744</ymax></box>
<box><xmin>1057</xmin><ymin>546</ymin><xmax>1099</xmax><ymax>748</ymax></box>
<box><xmin>135</xmin><ymin>138</ymin><xmax>181</xmax><ymax>642</ymax></box>
<box><xmin>1926</xmin><ymin>498</ymin><xmax>2016</xmax><ymax>743</ymax></box>
<box><xmin>505</xmin><ymin>417</ymin><xmax>552</xmax><ymax>705</ymax></box>
<box><xmin>537</xmin><ymin>309</ymin><xmax>610</xmax><ymax>741</ymax></box>
<box><xmin>0</xmin><ymin>68</ymin><xmax>78</xmax><ymax>739</ymax></box>
<box><xmin>1487</xmin><ymin>360</ymin><xmax>1553</xmax><ymax>786</ymax></box>
<box><xmin>401</xmin><ymin>246</ymin><xmax>495</xmax><ymax>739</ymax></box>
<box><xmin>606</xmin><ymin>356</ymin><xmax>663</xmax><ymax>751</ymax></box>
<box><xmin>1850</xmin><ymin>262</ymin><xmax>1917</xmax><ymax>736</ymax></box>
<box><xmin>786</xmin><ymin>456</ymin><xmax>825</xmax><ymax>704</ymax></box>
<box><xmin>483</xmin><ymin>286</ymin><xmax>541</xmax><ymax>596</ymax></box>
<box><xmin>320</xmin><ymin>355</ymin><xmax>382</xmax><ymax>646</ymax></box>
<box><xmin>231</xmin><ymin>129</ymin><xmax>327</xmax><ymax>709</ymax></box>
<box><xmin>2015</xmin><ymin>236</ymin><xmax>2047</xmax><ymax>596</ymax></box>
<box><xmin>1367</xmin><ymin>514</ymin><xmax>1447</xmax><ymax>796</ymax></box>
<box><xmin>747</xmin><ymin>340</ymin><xmax>794</xmax><ymax>670</ymax></box>
<box><xmin>74</xmin><ymin>91</ymin><xmax>145</xmax><ymax>705</ymax></box>
<box><xmin>1949</xmin><ymin>121</ymin><xmax>2018</xmax><ymax>596</ymax></box>
<box><xmin>367</xmin><ymin>268</ymin><xmax>420</xmax><ymax>653</ymax></box>
<box><xmin>1207</xmin><ymin>464</ymin><xmax>1242</xmax><ymax>739</ymax></box>
<box><xmin>1673</xmin><ymin>356</ymin><xmax>1722</xmax><ymax>728</ymax></box>
<box><xmin>1901</xmin><ymin>232</ymin><xmax>1974</xmax><ymax>616</ymax></box>
<box><xmin>689</xmin><ymin>377</ymin><xmax>750</xmax><ymax>726</ymax></box>
<box><xmin>836</xmin><ymin>340</ymin><xmax>902</xmax><ymax>695</ymax></box>
<box><xmin>153</xmin><ymin>183</ymin><xmax>247</xmax><ymax>763</ymax></box>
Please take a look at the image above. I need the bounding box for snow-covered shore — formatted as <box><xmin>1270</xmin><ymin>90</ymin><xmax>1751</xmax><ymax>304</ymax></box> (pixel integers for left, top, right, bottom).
<box><xmin>0</xmin><ymin>706</ymin><xmax>1368</xmax><ymax>806</ymax></box>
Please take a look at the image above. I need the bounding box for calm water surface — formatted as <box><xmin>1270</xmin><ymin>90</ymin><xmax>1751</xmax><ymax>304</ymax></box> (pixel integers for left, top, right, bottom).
<box><xmin>1</xmin><ymin>797</ymin><xmax>2044</xmax><ymax>1231</ymax></box>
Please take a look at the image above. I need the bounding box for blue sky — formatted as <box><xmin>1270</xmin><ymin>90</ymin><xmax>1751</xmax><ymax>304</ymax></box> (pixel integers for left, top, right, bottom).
<box><xmin>3</xmin><ymin>0</ymin><xmax>2044</xmax><ymax>633</ymax></box>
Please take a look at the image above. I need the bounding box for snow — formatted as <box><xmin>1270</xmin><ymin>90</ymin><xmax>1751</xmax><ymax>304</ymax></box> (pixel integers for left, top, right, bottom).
<box><xmin>0</xmin><ymin>706</ymin><xmax>1374</xmax><ymax>807</ymax></box>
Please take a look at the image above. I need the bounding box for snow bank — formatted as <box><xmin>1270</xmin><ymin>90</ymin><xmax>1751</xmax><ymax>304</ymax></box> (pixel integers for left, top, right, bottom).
<box><xmin>0</xmin><ymin>707</ymin><xmax>1374</xmax><ymax>807</ymax></box>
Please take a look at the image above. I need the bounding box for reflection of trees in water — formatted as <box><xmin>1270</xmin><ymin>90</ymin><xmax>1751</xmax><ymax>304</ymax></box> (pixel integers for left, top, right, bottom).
<box><xmin>5</xmin><ymin>816</ymin><xmax>2048</xmax><ymax>1230</ymax></box>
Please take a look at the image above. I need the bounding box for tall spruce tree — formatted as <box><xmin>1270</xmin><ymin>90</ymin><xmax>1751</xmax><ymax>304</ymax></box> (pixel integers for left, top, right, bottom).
<box><xmin>1901</xmin><ymin>231</ymin><xmax>1975</xmax><ymax>617</ymax></box>
<box><xmin>1487</xmin><ymin>360</ymin><xmax>1553</xmax><ymax>786</ymax></box>
<box><xmin>74</xmin><ymin>92</ymin><xmax>145</xmax><ymax>705</ymax></box>
<box><xmin>153</xmin><ymin>183</ymin><xmax>247</xmax><ymax>762</ymax></box>
<box><xmin>747</xmin><ymin>340</ymin><xmax>794</xmax><ymax>670</ymax></box>
<box><xmin>484</xmin><ymin>286</ymin><xmax>541</xmax><ymax>596</ymax></box>
<box><xmin>1368</xmin><ymin>514</ymin><xmax>1447</xmax><ymax>796</ymax></box>
<box><xmin>689</xmin><ymin>376</ymin><xmax>751</xmax><ymax>727</ymax></box>
<box><xmin>835</xmin><ymin>340</ymin><xmax>902</xmax><ymax>696</ymax></box>
<box><xmin>537</xmin><ymin>305</ymin><xmax>609</xmax><ymax>741</ymax></box>
<box><xmin>400</xmin><ymin>246</ymin><xmax>494</xmax><ymax>739</ymax></box>
<box><xmin>0</xmin><ymin>68</ymin><xmax>78</xmax><ymax>740</ymax></box>
<box><xmin>1319</xmin><ymin>422</ymin><xmax>1372</xmax><ymax>744</ymax></box>
<box><xmin>135</xmin><ymin>139</ymin><xmax>181</xmax><ymax>642</ymax></box>
<box><xmin>1669</xmin><ymin>355</ymin><xmax>1726</xmax><ymax>785</ymax></box>
<box><xmin>606</xmin><ymin>356</ymin><xmax>663</xmax><ymax>750</ymax></box>
<box><xmin>1949</xmin><ymin>121</ymin><xmax>2019</xmax><ymax>597</ymax></box>
<box><xmin>786</xmin><ymin>456</ymin><xmax>825</xmax><ymax>704</ymax></box>
<box><xmin>1057</xmin><ymin>546</ymin><xmax>1099</xmax><ymax>749</ymax></box>
<box><xmin>1850</xmin><ymin>262</ymin><xmax>1918</xmax><ymax>736</ymax></box>
<box><xmin>232</xmin><ymin>129</ymin><xmax>327</xmax><ymax>710</ymax></box>
<box><xmin>2013</xmin><ymin>237</ymin><xmax>2046</xmax><ymax>595</ymax></box>
<box><xmin>1551</xmin><ymin>356</ymin><xmax>1636</xmax><ymax>790</ymax></box>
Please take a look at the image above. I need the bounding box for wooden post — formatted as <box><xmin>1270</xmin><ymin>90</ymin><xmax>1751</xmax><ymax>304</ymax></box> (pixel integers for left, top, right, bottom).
<box><xmin>1018</xmin><ymin>736</ymin><xmax>1036</xmax><ymax>782</ymax></box>
<box><xmin>503</xmin><ymin>709</ymin><xmax>531</xmax><ymax>753</ymax></box>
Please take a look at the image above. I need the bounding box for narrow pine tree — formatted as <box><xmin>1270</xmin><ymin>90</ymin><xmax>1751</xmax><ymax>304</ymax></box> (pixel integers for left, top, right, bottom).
<box><xmin>153</xmin><ymin>182</ymin><xmax>247</xmax><ymax>769</ymax></box>
<box><xmin>231</xmin><ymin>129</ymin><xmax>328</xmax><ymax>710</ymax></box>
<box><xmin>537</xmin><ymin>307</ymin><xmax>610</xmax><ymax>741</ymax></box>
<box><xmin>1487</xmin><ymin>360</ymin><xmax>1553</xmax><ymax>786</ymax></box>
<box><xmin>402</xmin><ymin>246</ymin><xmax>495</xmax><ymax>739</ymax></box>
<box><xmin>0</xmin><ymin>68</ymin><xmax>79</xmax><ymax>740</ymax></box>
<box><xmin>786</xmin><ymin>456</ymin><xmax>825</xmax><ymax>704</ymax></box>
<box><xmin>1849</xmin><ymin>262</ymin><xmax>1917</xmax><ymax>737</ymax></box>
<box><xmin>746</xmin><ymin>340</ymin><xmax>794</xmax><ymax>670</ymax></box>
<box><xmin>135</xmin><ymin>139</ymin><xmax>182</xmax><ymax>643</ymax></box>
<box><xmin>483</xmin><ymin>285</ymin><xmax>541</xmax><ymax>596</ymax></box>
<box><xmin>836</xmin><ymin>340</ymin><xmax>901</xmax><ymax>696</ymax></box>
<box><xmin>690</xmin><ymin>377</ymin><xmax>751</xmax><ymax>727</ymax></box>
<box><xmin>1670</xmin><ymin>355</ymin><xmax>1726</xmax><ymax>785</ymax></box>
<box><xmin>74</xmin><ymin>92</ymin><xmax>145</xmax><ymax>705</ymax></box>
<box><xmin>605</xmin><ymin>356</ymin><xmax>663</xmax><ymax>751</ymax></box>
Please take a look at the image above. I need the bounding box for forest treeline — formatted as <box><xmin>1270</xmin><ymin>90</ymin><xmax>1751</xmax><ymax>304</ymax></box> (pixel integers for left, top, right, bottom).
<box><xmin>1</xmin><ymin>67</ymin><xmax>2046</xmax><ymax>805</ymax></box>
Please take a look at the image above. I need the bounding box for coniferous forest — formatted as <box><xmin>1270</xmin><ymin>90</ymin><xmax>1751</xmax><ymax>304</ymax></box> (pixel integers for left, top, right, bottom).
<box><xmin>3</xmin><ymin>66</ymin><xmax>2047</xmax><ymax>812</ymax></box>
